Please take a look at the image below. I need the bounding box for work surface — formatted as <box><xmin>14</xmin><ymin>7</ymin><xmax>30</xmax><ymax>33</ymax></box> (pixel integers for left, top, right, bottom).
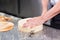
<box><xmin>0</xmin><ymin>13</ymin><xmax>60</xmax><ymax>40</ymax></box>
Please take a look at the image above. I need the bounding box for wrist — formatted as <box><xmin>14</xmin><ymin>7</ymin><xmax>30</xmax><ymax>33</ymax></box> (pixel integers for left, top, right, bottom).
<box><xmin>42</xmin><ymin>10</ymin><xmax>47</xmax><ymax>13</ymax></box>
<box><xmin>42</xmin><ymin>9</ymin><xmax>47</xmax><ymax>16</ymax></box>
<box><xmin>37</xmin><ymin>16</ymin><xmax>46</xmax><ymax>23</ymax></box>
<box><xmin>42</xmin><ymin>8</ymin><xmax>47</xmax><ymax>12</ymax></box>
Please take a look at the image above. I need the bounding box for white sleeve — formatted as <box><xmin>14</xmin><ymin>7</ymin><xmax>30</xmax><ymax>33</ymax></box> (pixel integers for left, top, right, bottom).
<box><xmin>50</xmin><ymin>0</ymin><xmax>59</xmax><ymax>5</ymax></box>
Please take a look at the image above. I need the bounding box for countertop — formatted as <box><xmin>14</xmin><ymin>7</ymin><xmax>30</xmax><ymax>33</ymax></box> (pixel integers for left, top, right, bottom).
<box><xmin>0</xmin><ymin>12</ymin><xmax>60</xmax><ymax>40</ymax></box>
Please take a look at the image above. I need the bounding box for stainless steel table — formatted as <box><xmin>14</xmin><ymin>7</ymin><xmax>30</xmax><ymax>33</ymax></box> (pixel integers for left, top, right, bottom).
<box><xmin>0</xmin><ymin>12</ymin><xmax>60</xmax><ymax>40</ymax></box>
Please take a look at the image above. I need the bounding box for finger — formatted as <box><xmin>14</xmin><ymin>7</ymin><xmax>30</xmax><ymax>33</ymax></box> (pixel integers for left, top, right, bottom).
<box><xmin>26</xmin><ymin>18</ymin><xmax>32</xmax><ymax>22</ymax></box>
<box><xmin>23</xmin><ymin>23</ymin><xmax>28</xmax><ymax>28</ymax></box>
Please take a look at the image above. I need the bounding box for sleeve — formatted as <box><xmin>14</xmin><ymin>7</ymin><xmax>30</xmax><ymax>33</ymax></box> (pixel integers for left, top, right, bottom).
<box><xmin>50</xmin><ymin>0</ymin><xmax>55</xmax><ymax>5</ymax></box>
<box><xmin>50</xmin><ymin>0</ymin><xmax>59</xmax><ymax>5</ymax></box>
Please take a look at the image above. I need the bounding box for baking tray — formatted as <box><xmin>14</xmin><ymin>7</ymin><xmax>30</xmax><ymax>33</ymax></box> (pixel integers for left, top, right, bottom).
<box><xmin>0</xmin><ymin>12</ymin><xmax>60</xmax><ymax>40</ymax></box>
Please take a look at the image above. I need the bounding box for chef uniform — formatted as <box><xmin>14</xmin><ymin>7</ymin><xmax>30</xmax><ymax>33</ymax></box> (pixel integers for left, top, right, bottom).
<box><xmin>50</xmin><ymin>0</ymin><xmax>60</xmax><ymax>29</ymax></box>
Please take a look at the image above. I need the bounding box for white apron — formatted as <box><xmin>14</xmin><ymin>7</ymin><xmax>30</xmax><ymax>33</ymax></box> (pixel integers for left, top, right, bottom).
<box><xmin>50</xmin><ymin>0</ymin><xmax>59</xmax><ymax>5</ymax></box>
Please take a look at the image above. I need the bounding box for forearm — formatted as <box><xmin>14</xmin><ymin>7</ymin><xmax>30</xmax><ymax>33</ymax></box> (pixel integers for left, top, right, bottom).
<box><xmin>40</xmin><ymin>1</ymin><xmax>60</xmax><ymax>22</ymax></box>
<box><xmin>41</xmin><ymin>0</ymin><xmax>48</xmax><ymax>15</ymax></box>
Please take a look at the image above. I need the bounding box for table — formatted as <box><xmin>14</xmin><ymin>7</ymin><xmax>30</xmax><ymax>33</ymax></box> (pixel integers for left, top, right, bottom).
<box><xmin>0</xmin><ymin>13</ymin><xmax>60</xmax><ymax>40</ymax></box>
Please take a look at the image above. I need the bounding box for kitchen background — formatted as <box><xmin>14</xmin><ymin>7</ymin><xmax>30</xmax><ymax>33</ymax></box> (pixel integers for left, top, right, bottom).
<box><xmin>0</xmin><ymin>0</ymin><xmax>50</xmax><ymax>25</ymax></box>
<box><xmin>0</xmin><ymin>0</ymin><xmax>60</xmax><ymax>40</ymax></box>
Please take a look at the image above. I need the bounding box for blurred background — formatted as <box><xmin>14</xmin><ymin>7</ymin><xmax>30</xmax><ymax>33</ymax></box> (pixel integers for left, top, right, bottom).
<box><xmin>0</xmin><ymin>0</ymin><xmax>18</xmax><ymax>17</ymax></box>
<box><xmin>0</xmin><ymin>0</ymin><xmax>42</xmax><ymax>17</ymax></box>
<box><xmin>0</xmin><ymin>0</ymin><xmax>50</xmax><ymax>25</ymax></box>
<box><xmin>20</xmin><ymin>0</ymin><xmax>42</xmax><ymax>17</ymax></box>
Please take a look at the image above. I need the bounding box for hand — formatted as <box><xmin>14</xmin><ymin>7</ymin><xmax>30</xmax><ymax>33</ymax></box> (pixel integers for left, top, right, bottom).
<box><xmin>23</xmin><ymin>16</ymin><xmax>45</xmax><ymax>28</ymax></box>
